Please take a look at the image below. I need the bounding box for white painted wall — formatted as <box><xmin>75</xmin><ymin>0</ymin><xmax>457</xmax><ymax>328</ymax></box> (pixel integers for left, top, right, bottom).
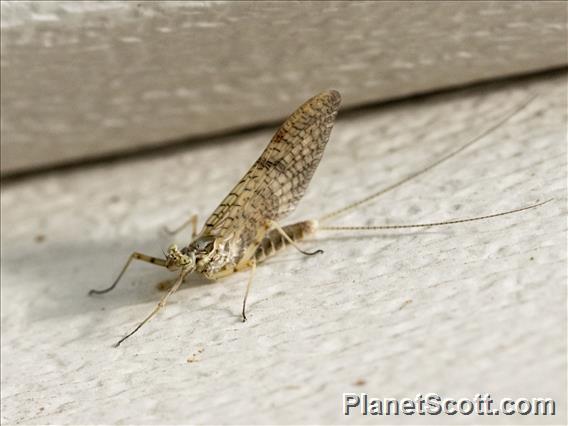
<box><xmin>1</xmin><ymin>1</ymin><xmax>566</xmax><ymax>174</ymax></box>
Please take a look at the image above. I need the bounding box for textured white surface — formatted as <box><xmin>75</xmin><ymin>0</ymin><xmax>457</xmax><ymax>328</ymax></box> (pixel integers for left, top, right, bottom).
<box><xmin>1</xmin><ymin>1</ymin><xmax>567</xmax><ymax>174</ymax></box>
<box><xmin>1</xmin><ymin>73</ymin><xmax>566</xmax><ymax>424</ymax></box>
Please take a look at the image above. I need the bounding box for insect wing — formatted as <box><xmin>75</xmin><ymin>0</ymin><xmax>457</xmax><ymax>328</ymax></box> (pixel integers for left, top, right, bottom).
<box><xmin>200</xmin><ymin>90</ymin><xmax>342</xmax><ymax>260</ymax></box>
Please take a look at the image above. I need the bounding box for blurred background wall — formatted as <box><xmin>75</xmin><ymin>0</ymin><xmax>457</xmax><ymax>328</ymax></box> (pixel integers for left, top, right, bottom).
<box><xmin>1</xmin><ymin>1</ymin><xmax>567</xmax><ymax>175</ymax></box>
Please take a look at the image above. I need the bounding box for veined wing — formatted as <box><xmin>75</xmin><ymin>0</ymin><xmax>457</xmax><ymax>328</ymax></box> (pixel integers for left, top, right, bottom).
<box><xmin>200</xmin><ymin>90</ymin><xmax>341</xmax><ymax>260</ymax></box>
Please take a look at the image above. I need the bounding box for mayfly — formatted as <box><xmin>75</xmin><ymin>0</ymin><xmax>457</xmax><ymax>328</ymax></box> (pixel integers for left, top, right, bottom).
<box><xmin>89</xmin><ymin>90</ymin><xmax>550</xmax><ymax>347</ymax></box>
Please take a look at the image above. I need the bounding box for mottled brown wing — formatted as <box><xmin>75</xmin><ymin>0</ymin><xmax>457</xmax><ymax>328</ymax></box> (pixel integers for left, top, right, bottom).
<box><xmin>200</xmin><ymin>90</ymin><xmax>341</xmax><ymax>260</ymax></box>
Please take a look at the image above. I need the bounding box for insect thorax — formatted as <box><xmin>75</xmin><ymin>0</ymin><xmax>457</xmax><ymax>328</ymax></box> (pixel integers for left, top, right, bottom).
<box><xmin>183</xmin><ymin>236</ymin><xmax>235</xmax><ymax>278</ymax></box>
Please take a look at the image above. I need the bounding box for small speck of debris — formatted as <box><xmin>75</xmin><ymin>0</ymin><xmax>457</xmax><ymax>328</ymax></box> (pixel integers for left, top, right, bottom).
<box><xmin>108</xmin><ymin>195</ymin><xmax>121</xmax><ymax>204</ymax></box>
<box><xmin>285</xmin><ymin>384</ymin><xmax>300</xmax><ymax>390</ymax></box>
<box><xmin>187</xmin><ymin>347</ymin><xmax>205</xmax><ymax>363</ymax></box>
<box><xmin>39</xmin><ymin>407</ymin><xmax>44</xmax><ymax>411</ymax></box>
<box><xmin>354</xmin><ymin>379</ymin><xmax>366</xmax><ymax>386</ymax></box>
<box><xmin>530</xmin><ymin>256</ymin><xmax>535</xmax><ymax>261</ymax></box>
<box><xmin>34</xmin><ymin>234</ymin><xmax>46</xmax><ymax>243</ymax></box>
<box><xmin>399</xmin><ymin>299</ymin><xmax>413</xmax><ymax>310</ymax></box>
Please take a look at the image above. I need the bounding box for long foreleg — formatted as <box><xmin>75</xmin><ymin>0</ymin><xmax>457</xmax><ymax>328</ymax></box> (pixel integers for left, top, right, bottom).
<box><xmin>113</xmin><ymin>269</ymin><xmax>190</xmax><ymax>347</ymax></box>
<box><xmin>89</xmin><ymin>252</ymin><xmax>167</xmax><ymax>295</ymax></box>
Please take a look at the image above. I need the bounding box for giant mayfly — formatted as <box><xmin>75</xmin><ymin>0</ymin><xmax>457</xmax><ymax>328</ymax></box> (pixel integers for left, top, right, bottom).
<box><xmin>89</xmin><ymin>90</ymin><xmax>549</xmax><ymax>347</ymax></box>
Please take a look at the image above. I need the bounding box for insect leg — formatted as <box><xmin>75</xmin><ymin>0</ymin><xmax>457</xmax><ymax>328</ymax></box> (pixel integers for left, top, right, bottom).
<box><xmin>164</xmin><ymin>214</ymin><xmax>199</xmax><ymax>238</ymax></box>
<box><xmin>113</xmin><ymin>269</ymin><xmax>189</xmax><ymax>347</ymax></box>
<box><xmin>241</xmin><ymin>259</ymin><xmax>256</xmax><ymax>322</ymax></box>
<box><xmin>268</xmin><ymin>220</ymin><xmax>323</xmax><ymax>256</ymax></box>
<box><xmin>88</xmin><ymin>252</ymin><xmax>167</xmax><ymax>295</ymax></box>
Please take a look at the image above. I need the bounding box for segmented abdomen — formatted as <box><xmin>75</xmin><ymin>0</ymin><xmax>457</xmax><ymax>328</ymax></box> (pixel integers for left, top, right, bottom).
<box><xmin>254</xmin><ymin>220</ymin><xmax>317</xmax><ymax>263</ymax></box>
